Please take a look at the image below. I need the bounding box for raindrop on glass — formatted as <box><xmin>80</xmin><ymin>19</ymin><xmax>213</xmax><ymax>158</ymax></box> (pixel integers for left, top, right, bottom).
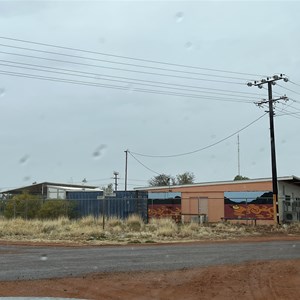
<box><xmin>126</xmin><ymin>83</ymin><xmax>134</xmax><ymax>93</ymax></box>
<box><xmin>98</xmin><ymin>37</ymin><xmax>106</xmax><ymax>44</ymax></box>
<box><xmin>19</xmin><ymin>154</ymin><xmax>30</xmax><ymax>165</ymax></box>
<box><xmin>40</xmin><ymin>254</ymin><xmax>48</xmax><ymax>261</ymax></box>
<box><xmin>23</xmin><ymin>176</ymin><xmax>31</xmax><ymax>182</ymax></box>
<box><xmin>0</xmin><ymin>88</ymin><xmax>5</xmax><ymax>98</ymax></box>
<box><xmin>185</xmin><ymin>42</ymin><xmax>193</xmax><ymax>50</ymax></box>
<box><xmin>93</xmin><ymin>144</ymin><xmax>107</xmax><ymax>159</ymax></box>
<box><xmin>175</xmin><ymin>12</ymin><xmax>184</xmax><ymax>23</ymax></box>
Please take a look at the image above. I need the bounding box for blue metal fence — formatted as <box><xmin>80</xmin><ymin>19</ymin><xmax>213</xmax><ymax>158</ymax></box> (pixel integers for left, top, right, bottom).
<box><xmin>66</xmin><ymin>191</ymin><xmax>148</xmax><ymax>221</ymax></box>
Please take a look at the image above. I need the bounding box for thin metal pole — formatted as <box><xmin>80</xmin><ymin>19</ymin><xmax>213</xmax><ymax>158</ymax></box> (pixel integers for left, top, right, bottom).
<box><xmin>237</xmin><ymin>134</ymin><xmax>240</xmax><ymax>176</ymax></box>
<box><xmin>102</xmin><ymin>198</ymin><xmax>105</xmax><ymax>230</ymax></box>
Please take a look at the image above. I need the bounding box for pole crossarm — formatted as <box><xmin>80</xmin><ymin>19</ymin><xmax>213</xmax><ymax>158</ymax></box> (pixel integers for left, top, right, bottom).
<box><xmin>247</xmin><ymin>74</ymin><xmax>289</xmax><ymax>89</ymax></box>
<box><xmin>254</xmin><ymin>95</ymin><xmax>288</xmax><ymax>107</ymax></box>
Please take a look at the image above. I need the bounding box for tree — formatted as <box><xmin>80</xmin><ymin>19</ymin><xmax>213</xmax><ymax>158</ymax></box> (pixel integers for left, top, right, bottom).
<box><xmin>234</xmin><ymin>175</ymin><xmax>250</xmax><ymax>181</ymax></box>
<box><xmin>38</xmin><ymin>200</ymin><xmax>77</xmax><ymax>219</ymax></box>
<box><xmin>101</xmin><ymin>183</ymin><xmax>114</xmax><ymax>195</ymax></box>
<box><xmin>175</xmin><ymin>172</ymin><xmax>195</xmax><ymax>185</ymax></box>
<box><xmin>4</xmin><ymin>193</ymin><xmax>41</xmax><ymax>219</ymax></box>
<box><xmin>148</xmin><ymin>174</ymin><xmax>175</xmax><ymax>187</ymax></box>
<box><xmin>148</xmin><ymin>172</ymin><xmax>195</xmax><ymax>187</ymax></box>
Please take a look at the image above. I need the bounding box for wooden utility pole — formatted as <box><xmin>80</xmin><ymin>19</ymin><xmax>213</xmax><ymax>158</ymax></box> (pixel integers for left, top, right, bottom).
<box><xmin>247</xmin><ymin>74</ymin><xmax>288</xmax><ymax>224</ymax></box>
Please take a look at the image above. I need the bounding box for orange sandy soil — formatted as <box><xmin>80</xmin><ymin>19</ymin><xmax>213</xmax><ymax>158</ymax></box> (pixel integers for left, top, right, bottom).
<box><xmin>0</xmin><ymin>237</ymin><xmax>299</xmax><ymax>300</ymax></box>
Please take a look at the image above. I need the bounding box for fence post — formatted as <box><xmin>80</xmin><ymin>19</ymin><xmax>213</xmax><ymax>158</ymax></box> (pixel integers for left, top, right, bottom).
<box><xmin>102</xmin><ymin>198</ymin><xmax>105</xmax><ymax>230</ymax></box>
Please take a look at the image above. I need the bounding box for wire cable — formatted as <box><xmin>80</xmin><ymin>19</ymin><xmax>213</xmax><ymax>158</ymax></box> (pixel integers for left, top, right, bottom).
<box><xmin>0</xmin><ymin>43</ymin><xmax>252</xmax><ymax>82</ymax></box>
<box><xmin>130</xmin><ymin>113</ymin><xmax>267</xmax><ymax>158</ymax></box>
<box><xmin>0</xmin><ymin>62</ymin><xmax>256</xmax><ymax>101</ymax></box>
<box><xmin>0</xmin><ymin>50</ymin><xmax>245</xmax><ymax>85</ymax></box>
<box><xmin>0</xmin><ymin>59</ymin><xmax>263</xmax><ymax>98</ymax></box>
<box><xmin>277</xmin><ymin>83</ymin><xmax>300</xmax><ymax>96</ymax></box>
<box><xmin>289</xmin><ymin>80</ymin><xmax>300</xmax><ymax>87</ymax></box>
<box><xmin>128</xmin><ymin>152</ymin><xmax>161</xmax><ymax>175</ymax></box>
<box><xmin>0</xmin><ymin>69</ymin><xmax>255</xmax><ymax>103</ymax></box>
<box><xmin>0</xmin><ymin>36</ymin><xmax>268</xmax><ymax>77</ymax></box>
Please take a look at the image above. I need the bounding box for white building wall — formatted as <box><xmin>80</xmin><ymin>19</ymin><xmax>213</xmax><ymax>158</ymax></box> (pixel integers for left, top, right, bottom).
<box><xmin>278</xmin><ymin>181</ymin><xmax>300</xmax><ymax>222</ymax></box>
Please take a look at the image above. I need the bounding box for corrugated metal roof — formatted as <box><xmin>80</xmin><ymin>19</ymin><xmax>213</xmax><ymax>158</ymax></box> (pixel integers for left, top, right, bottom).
<box><xmin>134</xmin><ymin>175</ymin><xmax>300</xmax><ymax>191</ymax></box>
<box><xmin>0</xmin><ymin>182</ymin><xmax>99</xmax><ymax>194</ymax></box>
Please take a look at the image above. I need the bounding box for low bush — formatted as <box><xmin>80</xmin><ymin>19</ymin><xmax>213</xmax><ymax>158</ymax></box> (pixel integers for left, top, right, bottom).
<box><xmin>125</xmin><ymin>214</ymin><xmax>144</xmax><ymax>231</ymax></box>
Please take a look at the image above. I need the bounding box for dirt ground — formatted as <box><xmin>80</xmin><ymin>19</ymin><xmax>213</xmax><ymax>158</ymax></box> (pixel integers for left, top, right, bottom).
<box><xmin>0</xmin><ymin>238</ymin><xmax>299</xmax><ymax>300</ymax></box>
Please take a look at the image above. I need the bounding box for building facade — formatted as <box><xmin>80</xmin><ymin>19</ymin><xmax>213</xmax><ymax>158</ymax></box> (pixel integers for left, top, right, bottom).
<box><xmin>137</xmin><ymin>176</ymin><xmax>300</xmax><ymax>224</ymax></box>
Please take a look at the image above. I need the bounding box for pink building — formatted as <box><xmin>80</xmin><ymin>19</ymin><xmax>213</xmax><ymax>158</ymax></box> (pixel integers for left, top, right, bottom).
<box><xmin>137</xmin><ymin>176</ymin><xmax>300</xmax><ymax>225</ymax></box>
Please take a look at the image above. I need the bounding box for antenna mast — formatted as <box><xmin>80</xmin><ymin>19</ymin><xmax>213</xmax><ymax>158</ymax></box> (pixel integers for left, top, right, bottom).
<box><xmin>237</xmin><ymin>134</ymin><xmax>240</xmax><ymax>176</ymax></box>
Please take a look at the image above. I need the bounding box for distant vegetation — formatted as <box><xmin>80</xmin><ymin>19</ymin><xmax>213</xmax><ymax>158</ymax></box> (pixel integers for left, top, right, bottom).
<box><xmin>2</xmin><ymin>193</ymin><xmax>76</xmax><ymax>220</ymax></box>
<box><xmin>234</xmin><ymin>175</ymin><xmax>250</xmax><ymax>181</ymax></box>
<box><xmin>149</xmin><ymin>172</ymin><xmax>195</xmax><ymax>186</ymax></box>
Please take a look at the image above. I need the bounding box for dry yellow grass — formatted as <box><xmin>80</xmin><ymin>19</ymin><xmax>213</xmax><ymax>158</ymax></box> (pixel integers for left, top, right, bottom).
<box><xmin>0</xmin><ymin>216</ymin><xmax>299</xmax><ymax>244</ymax></box>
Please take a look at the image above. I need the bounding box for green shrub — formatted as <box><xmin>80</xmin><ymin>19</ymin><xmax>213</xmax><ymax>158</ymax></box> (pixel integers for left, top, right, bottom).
<box><xmin>38</xmin><ymin>200</ymin><xmax>76</xmax><ymax>219</ymax></box>
<box><xmin>4</xmin><ymin>193</ymin><xmax>41</xmax><ymax>219</ymax></box>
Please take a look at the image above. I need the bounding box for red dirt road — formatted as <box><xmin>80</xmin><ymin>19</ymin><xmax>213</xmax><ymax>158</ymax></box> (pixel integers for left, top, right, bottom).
<box><xmin>0</xmin><ymin>259</ymin><xmax>299</xmax><ymax>300</ymax></box>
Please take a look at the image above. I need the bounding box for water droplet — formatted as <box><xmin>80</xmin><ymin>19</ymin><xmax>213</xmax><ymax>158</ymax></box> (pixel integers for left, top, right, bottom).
<box><xmin>93</xmin><ymin>266</ymin><xmax>98</xmax><ymax>270</ymax></box>
<box><xmin>185</xmin><ymin>42</ymin><xmax>193</xmax><ymax>50</ymax></box>
<box><xmin>23</xmin><ymin>176</ymin><xmax>31</xmax><ymax>182</ymax></box>
<box><xmin>93</xmin><ymin>144</ymin><xmax>107</xmax><ymax>159</ymax></box>
<box><xmin>259</xmin><ymin>147</ymin><xmax>265</xmax><ymax>152</ymax></box>
<box><xmin>40</xmin><ymin>254</ymin><xmax>48</xmax><ymax>261</ymax></box>
<box><xmin>175</xmin><ymin>12</ymin><xmax>184</xmax><ymax>23</ymax></box>
<box><xmin>98</xmin><ymin>37</ymin><xmax>106</xmax><ymax>44</ymax></box>
<box><xmin>292</xmin><ymin>244</ymin><xmax>296</xmax><ymax>248</ymax></box>
<box><xmin>0</xmin><ymin>88</ymin><xmax>5</xmax><ymax>98</ymax></box>
<box><xmin>126</xmin><ymin>83</ymin><xmax>134</xmax><ymax>93</ymax></box>
<box><xmin>19</xmin><ymin>154</ymin><xmax>30</xmax><ymax>165</ymax></box>
<box><xmin>281</xmin><ymin>139</ymin><xmax>286</xmax><ymax>144</ymax></box>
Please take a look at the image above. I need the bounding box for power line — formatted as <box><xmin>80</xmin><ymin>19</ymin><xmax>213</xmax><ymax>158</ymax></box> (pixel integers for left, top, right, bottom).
<box><xmin>277</xmin><ymin>83</ymin><xmax>300</xmax><ymax>96</ymax></box>
<box><xmin>289</xmin><ymin>80</ymin><xmax>300</xmax><ymax>87</ymax></box>
<box><xmin>0</xmin><ymin>62</ymin><xmax>256</xmax><ymax>101</ymax></box>
<box><xmin>128</xmin><ymin>152</ymin><xmax>161</xmax><ymax>175</ymax></box>
<box><xmin>0</xmin><ymin>69</ymin><xmax>255</xmax><ymax>103</ymax></box>
<box><xmin>130</xmin><ymin>113</ymin><xmax>267</xmax><ymax>158</ymax></box>
<box><xmin>0</xmin><ymin>43</ymin><xmax>251</xmax><ymax>83</ymax></box>
<box><xmin>0</xmin><ymin>36</ymin><xmax>268</xmax><ymax>77</ymax></box>
<box><xmin>0</xmin><ymin>59</ymin><xmax>263</xmax><ymax>98</ymax></box>
<box><xmin>0</xmin><ymin>50</ymin><xmax>245</xmax><ymax>86</ymax></box>
<box><xmin>0</xmin><ymin>51</ymin><xmax>244</xmax><ymax>85</ymax></box>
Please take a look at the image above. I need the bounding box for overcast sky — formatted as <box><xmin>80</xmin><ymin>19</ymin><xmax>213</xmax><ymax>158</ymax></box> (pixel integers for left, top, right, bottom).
<box><xmin>0</xmin><ymin>0</ymin><xmax>299</xmax><ymax>191</ymax></box>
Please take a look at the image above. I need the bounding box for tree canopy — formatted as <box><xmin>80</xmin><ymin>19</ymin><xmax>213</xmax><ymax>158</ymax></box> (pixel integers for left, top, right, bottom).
<box><xmin>148</xmin><ymin>174</ymin><xmax>174</xmax><ymax>187</ymax></box>
<box><xmin>175</xmin><ymin>172</ymin><xmax>195</xmax><ymax>185</ymax></box>
<box><xmin>148</xmin><ymin>172</ymin><xmax>195</xmax><ymax>187</ymax></box>
<box><xmin>233</xmin><ymin>175</ymin><xmax>250</xmax><ymax>181</ymax></box>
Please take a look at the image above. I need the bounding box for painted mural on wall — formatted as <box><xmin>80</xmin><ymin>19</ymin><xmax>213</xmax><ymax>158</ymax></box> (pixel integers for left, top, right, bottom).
<box><xmin>148</xmin><ymin>192</ymin><xmax>181</xmax><ymax>222</ymax></box>
<box><xmin>224</xmin><ymin>191</ymin><xmax>273</xmax><ymax>220</ymax></box>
